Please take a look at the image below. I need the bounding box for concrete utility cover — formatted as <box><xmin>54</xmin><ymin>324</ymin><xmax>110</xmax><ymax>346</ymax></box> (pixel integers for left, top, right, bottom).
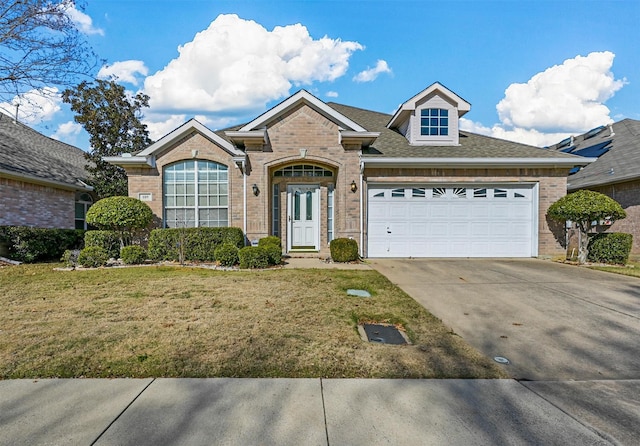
<box><xmin>361</xmin><ymin>324</ymin><xmax>407</xmax><ymax>345</ymax></box>
<box><xmin>347</xmin><ymin>289</ymin><xmax>371</xmax><ymax>297</ymax></box>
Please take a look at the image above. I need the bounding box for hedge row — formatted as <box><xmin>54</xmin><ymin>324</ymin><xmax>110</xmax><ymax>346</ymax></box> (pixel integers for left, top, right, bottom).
<box><xmin>147</xmin><ymin>227</ymin><xmax>245</xmax><ymax>262</ymax></box>
<box><xmin>0</xmin><ymin>226</ymin><xmax>85</xmax><ymax>263</ymax></box>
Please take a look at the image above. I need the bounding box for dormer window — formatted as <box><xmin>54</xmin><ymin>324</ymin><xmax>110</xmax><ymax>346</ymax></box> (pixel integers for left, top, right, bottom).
<box><xmin>387</xmin><ymin>82</ymin><xmax>470</xmax><ymax>146</ymax></box>
<box><xmin>420</xmin><ymin>109</ymin><xmax>449</xmax><ymax>136</ymax></box>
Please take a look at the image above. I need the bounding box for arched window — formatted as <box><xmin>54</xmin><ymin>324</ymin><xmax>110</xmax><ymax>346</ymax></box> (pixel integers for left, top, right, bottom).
<box><xmin>75</xmin><ymin>192</ymin><xmax>93</xmax><ymax>229</ymax></box>
<box><xmin>163</xmin><ymin>160</ymin><xmax>228</xmax><ymax>228</ymax></box>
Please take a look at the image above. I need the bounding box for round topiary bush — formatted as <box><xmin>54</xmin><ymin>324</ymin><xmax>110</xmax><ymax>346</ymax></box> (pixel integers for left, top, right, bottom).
<box><xmin>238</xmin><ymin>246</ymin><xmax>269</xmax><ymax>269</ymax></box>
<box><xmin>330</xmin><ymin>238</ymin><xmax>359</xmax><ymax>262</ymax></box>
<box><xmin>120</xmin><ymin>245</ymin><xmax>147</xmax><ymax>265</ymax></box>
<box><xmin>214</xmin><ymin>243</ymin><xmax>239</xmax><ymax>267</ymax></box>
<box><xmin>77</xmin><ymin>246</ymin><xmax>109</xmax><ymax>268</ymax></box>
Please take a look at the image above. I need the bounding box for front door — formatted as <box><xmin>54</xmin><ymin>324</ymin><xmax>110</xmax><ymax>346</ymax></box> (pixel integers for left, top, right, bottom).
<box><xmin>288</xmin><ymin>185</ymin><xmax>320</xmax><ymax>251</ymax></box>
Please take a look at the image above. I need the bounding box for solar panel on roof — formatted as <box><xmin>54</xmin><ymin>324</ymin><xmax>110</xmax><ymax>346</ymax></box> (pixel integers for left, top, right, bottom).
<box><xmin>569</xmin><ymin>166</ymin><xmax>581</xmax><ymax>175</ymax></box>
<box><xmin>583</xmin><ymin>126</ymin><xmax>606</xmax><ymax>140</ymax></box>
<box><xmin>561</xmin><ymin>146</ymin><xmax>576</xmax><ymax>153</ymax></box>
<box><xmin>573</xmin><ymin>140</ymin><xmax>612</xmax><ymax>158</ymax></box>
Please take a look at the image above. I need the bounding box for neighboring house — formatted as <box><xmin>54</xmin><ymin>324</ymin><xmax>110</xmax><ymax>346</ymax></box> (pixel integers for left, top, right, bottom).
<box><xmin>0</xmin><ymin>113</ymin><xmax>94</xmax><ymax>229</ymax></box>
<box><xmin>106</xmin><ymin>82</ymin><xmax>589</xmax><ymax>258</ymax></box>
<box><xmin>547</xmin><ymin>119</ymin><xmax>640</xmax><ymax>253</ymax></box>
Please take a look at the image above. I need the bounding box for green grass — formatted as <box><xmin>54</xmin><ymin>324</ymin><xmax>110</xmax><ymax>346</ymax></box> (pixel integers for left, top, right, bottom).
<box><xmin>588</xmin><ymin>261</ymin><xmax>640</xmax><ymax>278</ymax></box>
<box><xmin>0</xmin><ymin>263</ymin><xmax>506</xmax><ymax>379</ymax></box>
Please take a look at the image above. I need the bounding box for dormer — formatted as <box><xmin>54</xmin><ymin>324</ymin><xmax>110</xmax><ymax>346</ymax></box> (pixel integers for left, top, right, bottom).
<box><xmin>387</xmin><ymin>82</ymin><xmax>471</xmax><ymax>146</ymax></box>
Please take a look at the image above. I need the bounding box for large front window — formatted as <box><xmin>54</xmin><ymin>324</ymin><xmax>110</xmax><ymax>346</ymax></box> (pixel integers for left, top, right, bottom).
<box><xmin>420</xmin><ymin>108</ymin><xmax>449</xmax><ymax>136</ymax></box>
<box><xmin>164</xmin><ymin>160</ymin><xmax>228</xmax><ymax>228</ymax></box>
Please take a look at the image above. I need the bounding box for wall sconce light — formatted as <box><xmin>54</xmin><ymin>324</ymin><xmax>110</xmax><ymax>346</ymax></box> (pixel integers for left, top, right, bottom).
<box><xmin>350</xmin><ymin>180</ymin><xmax>357</xmax><ymax>193</ymax></box>
<box><xmin>252</xmin><ymin>184</ymin><xmax>260</xmax><ymax>196</ymax></box>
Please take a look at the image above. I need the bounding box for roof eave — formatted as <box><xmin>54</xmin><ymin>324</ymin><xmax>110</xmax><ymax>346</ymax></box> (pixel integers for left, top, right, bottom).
<box><xmin>361</xmin><ymin>157</ymin><xmax>596</xmax><ymax>169</ymax></box>
<box><xmin>0</xmin><ymin>168</ymin><xmax>92</xmax><ymax>192</ymax></box>
<box><xmin>103</xmin><ymin>155</ymin><xmax>155</xmax><ymax>168</ymax></box>
<box><xmin>340</xmin><ymin>131</ymin><xmax>380</xmax><ymax>147</ymax></box>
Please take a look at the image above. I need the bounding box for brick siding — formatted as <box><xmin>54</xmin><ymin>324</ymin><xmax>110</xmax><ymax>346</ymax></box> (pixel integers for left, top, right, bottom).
<box><xmin>0</xmin><ymin>176</ymin><xmax>75</xmax><ymax>228</ymax></box>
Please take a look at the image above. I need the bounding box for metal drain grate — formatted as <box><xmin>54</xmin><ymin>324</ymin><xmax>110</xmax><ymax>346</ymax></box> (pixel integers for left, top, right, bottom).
<box><xmin>360</xmin><ymin>323</ymin><xmax>408</xmax><ymax>345</ymax></box>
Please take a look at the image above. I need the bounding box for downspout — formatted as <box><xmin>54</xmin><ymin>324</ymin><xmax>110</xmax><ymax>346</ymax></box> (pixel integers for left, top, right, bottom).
<box><xmin>243</xmin><ymin>160</ymin><xmax>247</xmax><ymax>245</ymax></box>
<box><xmin>359</xmin><ymin>157</ymin><xmax>364</xmax><ymax>258</ymax></box>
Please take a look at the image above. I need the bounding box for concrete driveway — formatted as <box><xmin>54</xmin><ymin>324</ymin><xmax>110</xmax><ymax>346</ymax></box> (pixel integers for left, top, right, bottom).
<box><xmin>369</xmin><ymin>258</ymin><xmax>640</xmax><ymax>381</ymax></box>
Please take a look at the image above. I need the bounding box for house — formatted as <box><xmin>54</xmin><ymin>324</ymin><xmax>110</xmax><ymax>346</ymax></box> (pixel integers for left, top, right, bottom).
<box><xmin>547</xmin><ymin>119</ymin><xmax>640</xmax><ymax>253</ymax></box>
<box><xmin>105</xmin><ymin>82</ymin><xmax>589</xmax><ymax>258</ymax></box>
<box><xmin>0</xmin><ymin>113</ymin><xmax>94</xmax><ymax>229</ymax></box>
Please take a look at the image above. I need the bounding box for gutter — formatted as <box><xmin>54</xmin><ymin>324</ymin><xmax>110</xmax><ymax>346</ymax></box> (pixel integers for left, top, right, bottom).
<box><xmin>0</xmin><ymin>168</ymin><xmax>93</xmax><ymax>192</ymax></box>
<box><xmin>360</xmin><ymin>157</ymin><xmax>596</xmax><ymax>169</ymax></box>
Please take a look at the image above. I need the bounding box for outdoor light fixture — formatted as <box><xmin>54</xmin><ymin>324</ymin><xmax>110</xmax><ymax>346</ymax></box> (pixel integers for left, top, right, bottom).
<box><xmin>252</xmin><ymin>184</ymin><xmax>260</xmax><ymax>196</ymax></box>
<box><xmin>350</xmin><ymin>180</ymin><xmax>357</xmax><ymax>193</ymax></box>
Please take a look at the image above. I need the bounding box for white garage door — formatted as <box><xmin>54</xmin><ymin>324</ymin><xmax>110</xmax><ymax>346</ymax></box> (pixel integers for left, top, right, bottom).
<box><xmin>367</xmin><ymin>185</ymin><xmax>536</xmax><ymax>258</ymax></box>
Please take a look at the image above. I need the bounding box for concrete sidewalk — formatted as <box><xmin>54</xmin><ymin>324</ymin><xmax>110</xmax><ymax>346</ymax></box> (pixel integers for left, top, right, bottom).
<box><xmin>1</xmin><ymin>378</ymin><xmax>633</xmax><ymax>445</ymax></box>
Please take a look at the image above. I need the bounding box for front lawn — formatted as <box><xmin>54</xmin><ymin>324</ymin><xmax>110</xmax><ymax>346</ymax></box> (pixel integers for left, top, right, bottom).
<box><xmin>588</xmin><ymin>262</ymin><xmax>640</xmax><ymax>278</ymax></box>
<box><xmin>0</xmin><ymin>264</ymin><xmax>505</xmax><ymax>379</ymax></box>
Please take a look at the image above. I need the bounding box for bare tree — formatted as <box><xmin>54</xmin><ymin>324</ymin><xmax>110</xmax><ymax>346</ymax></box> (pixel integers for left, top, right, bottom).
<box><xmin>0</xmin><ymin>0</ymin><xmax>98</xmax><ymax>107</ymax></box>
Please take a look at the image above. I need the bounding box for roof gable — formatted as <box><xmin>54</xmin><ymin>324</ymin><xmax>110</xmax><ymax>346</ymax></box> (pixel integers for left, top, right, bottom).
<box><xmin>239</xmin><ymin>90</ymin><xmax>368</xmax><ymax>132</ymax></box>
<box><xmin>138</xmin><ymin>118</ymin><xmax>242</xmax><ymax>157</ymax></box>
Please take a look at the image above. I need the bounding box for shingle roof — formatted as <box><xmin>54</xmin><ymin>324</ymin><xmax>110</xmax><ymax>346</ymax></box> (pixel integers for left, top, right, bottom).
<box><xmin>546</xmin><ymin>119</ymin><xmax>640</xmax><ymax>190</ymax></box>
<box><xmin>328</xmin><ymin>103</ymin><xmax>583</xmax><ymax>160</ymax></box>
<box><xmin>0</xmin><ymin>113</ymin><xmax>90</xmax><ymax>189</ymax></box>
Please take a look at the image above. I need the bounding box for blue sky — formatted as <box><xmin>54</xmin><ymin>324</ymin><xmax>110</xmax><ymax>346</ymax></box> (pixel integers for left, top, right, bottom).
<box><xmin>4</xmin><ymin>0</ymin><xmax>639</xmax><ymax>149</ymax></box>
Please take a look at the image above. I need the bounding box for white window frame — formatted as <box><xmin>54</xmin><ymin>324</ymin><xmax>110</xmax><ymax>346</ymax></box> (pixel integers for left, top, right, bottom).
<box><xmin>163</xmin><ymin>160</ymin><xmax>229</xmax><ymax>228</ymax></box>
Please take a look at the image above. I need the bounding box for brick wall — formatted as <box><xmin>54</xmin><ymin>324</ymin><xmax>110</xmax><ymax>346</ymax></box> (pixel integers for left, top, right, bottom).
<box><xmin>0</xmin><ymin>176</ymin><xmax>75</xmax><ymax>228</ymax></box>
<box><xmin>587</xmin><ymin>180</ymin><xmax>640</xmax><ymax>253</ymax></box>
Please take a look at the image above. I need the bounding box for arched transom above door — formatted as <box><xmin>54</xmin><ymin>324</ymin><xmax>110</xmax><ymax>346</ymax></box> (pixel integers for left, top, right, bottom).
<box><xmin>273</xmin><ymin>164</ymin><xmax>334</xmax><ymax>178</ymax></box>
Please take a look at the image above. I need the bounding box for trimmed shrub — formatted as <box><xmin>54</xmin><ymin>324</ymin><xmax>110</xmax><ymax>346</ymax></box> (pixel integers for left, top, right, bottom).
<box><xmin>77</xmin><ymin>246</ymin><xmax>109</xmax><ymax>268</ymax></box>
<box><xmin>258</xmin><ymin>236</ymin><xmax>282</xmax><ymax>265</ymax></box>
<box><xmin>120</xmin><ymin>245</ymin><xmax>147</xmax><ymax>265</ymax></box>
<box><xmin>330</xmin><ymin>238</ymin><xmax>359</xmax><ymax>262</ymax></box>
<box><xmin>238</xmin><ymin>246</ymin><xmax>269</xmax><ymax>269</ymax></box>
<box><xmin>148</xmin><ymin>227</ymin><xmax>245</xmax><ymax>262</ymax></box>
<box><xmin>214</xmin><ymin>243</ymin><xmax>239</xmax><ymax>267</ymax></box>
<box><xmin>258</xmin><ymin>236</ymin><xmax>281</xmax><ymax>248</ymax></box>
<box><xmin>84</xmin><ymin>230</ymin><xmax>121</xmax><ymax>259</ymax></box>
<box><xmin>263</xmin><ymin>244</ymin><xmax>282</xmax><ymax>265</ymax></box>
<box><xmin>0</xmin><ymin>226</ymin><xmax>84</xmax><ymax>263</ymax></box>
<box><xmin>587</xmin><ymin>232</ymin><xmax>632</xmax><ymax>265</ymax></box>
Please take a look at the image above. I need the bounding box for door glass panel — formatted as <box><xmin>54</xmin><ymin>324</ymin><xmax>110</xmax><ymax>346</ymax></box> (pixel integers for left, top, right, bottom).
<box><xmin>294</xmin><ymin>192</ymin><xmax>301</xmax><ymax>220</ymax></box>
<box><xmin>306</xmin><ymin>191</ymin><xmax>313</xmax><ymax>220</ymax></box>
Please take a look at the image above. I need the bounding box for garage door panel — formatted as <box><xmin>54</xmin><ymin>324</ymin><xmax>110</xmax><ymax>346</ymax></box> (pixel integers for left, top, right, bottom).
<box><xmin>430</xmin><ymin>203</ymin><xmax>449</xmax><ymax>218</ymax></box>
<box><xmin>368</xmin><ymin>184</ymin><xmax>535</xmax><ymax>258</ymax></box>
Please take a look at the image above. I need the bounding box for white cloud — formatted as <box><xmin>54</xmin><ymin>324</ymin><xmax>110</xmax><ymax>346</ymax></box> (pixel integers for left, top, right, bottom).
<box><xmin>51</xmin><ymin>120</ymin><xmax>83</xmax><ymax>141</ymax></box>
<box><xmin>143</xmin><ymin>14</ymin><xmax>363</xmax><ymax>115</ymax></box>
<box><xmin>496</xmin><ymin>51</ymin><xmax>625</xmax><ymax>133</ymax></box>
<box><xmin>353</xmin><ymin>60</ymin><xmax>392</xmax><ymax>83</ymax></box>
<box><xmin>64</xmin><ymin>3</ymin><xmax>104</xmax><ymax>36</ymax></box>
<box><xmin>326</xmin><ymin>91</ymin><xmax>339</xmax><ymax>98</ymax></box>
<box><xmin>0</xmin><ymin>88</ymin><xmax>62</xmax><ymax>123</ymax></box>
<box><xmin>98</xmin><ymin>61</ymin><xmax>149</xmax><ymax>85</ymax></box>
<box><xmin>464</xmin><ymin>51</ymin><xmax>626</xmax><ymax>147</ymax></box>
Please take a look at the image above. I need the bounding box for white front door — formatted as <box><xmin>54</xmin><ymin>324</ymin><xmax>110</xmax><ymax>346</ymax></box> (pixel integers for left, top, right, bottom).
<box><xmin>288</xmin><ymin>185</ymin><xmax>320</xmax><ymax>250</ymax></box>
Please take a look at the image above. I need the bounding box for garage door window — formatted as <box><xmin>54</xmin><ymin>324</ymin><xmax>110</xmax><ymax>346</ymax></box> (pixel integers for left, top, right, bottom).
<box><xmin>473</xmin><ymin>188</ymin><xmax>487</xmax><ymax>198</ymax></box>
